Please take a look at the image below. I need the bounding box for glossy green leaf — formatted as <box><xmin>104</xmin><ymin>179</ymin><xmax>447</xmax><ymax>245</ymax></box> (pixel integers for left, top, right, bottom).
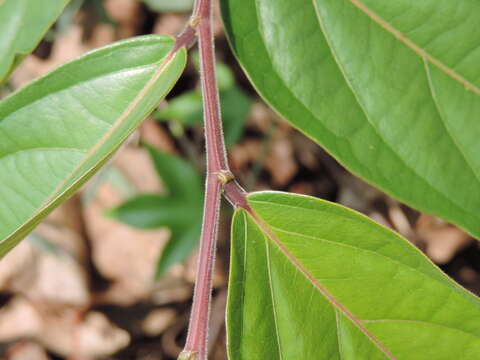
<box><xmin>221</xmin><ymin>0</ymin><xmax>480</xmax><ymax>238</ymax></box>
<box><xmin>228</xmin><ymin>191</ymin><xmax>480</xmax><ymax>359</ymax></box>
<box><xmin>0</xmin><ymin>0</ymin><xmax>70</xmax><ymax>83</ymax></box>
<box><xmin>0</xmin><ymin>35</ymin><xmax>186</xmax><ymax>257</ymax></box>
<box><xmin>108</xmin><ymin>146</ymin><xmax>203</xmax><ymax>277</ymax></box>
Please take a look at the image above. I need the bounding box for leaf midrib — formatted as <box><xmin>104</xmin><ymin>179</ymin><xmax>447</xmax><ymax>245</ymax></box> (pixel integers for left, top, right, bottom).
<box><xmin>246</xmin><ymin>210</ymin><xmax>396</xmax><ymax>359</ymax></box>
<box><xmin>347</xmin><ymin>0</ymin><xmax>480</xmax><ymax>95</ymax></box>
<box><xmin>0</xmin><ymin>62</ymin><xmax>160</xmax><ymax>122</ymax></box>
<box><xmin>250</xmin><ymin>197</ymin><xmax>480</xmax><ymax>302</ymax></box>
<box><xmin>266</xmin><ymin>224</ymin><xmax>480</xmax><ymax>337</ymax></box>
<box><xmin>248</xmin><ymin>196</ymin><xmax>480</xmax><ymax>352</ymax></box>
<box><xmin>3</xmin><ymin>47</ymin><xmax>184</xmax><ymax>243</ymax></box>
<box><xmin>40</xmin><ymin>51</ymin><xmax>180</xmax><ymax>204</ymax></box>
<box><xmin>339</xmin><ymin>0</ymin><xmax>480</xmax><ymax>184</ymax></box>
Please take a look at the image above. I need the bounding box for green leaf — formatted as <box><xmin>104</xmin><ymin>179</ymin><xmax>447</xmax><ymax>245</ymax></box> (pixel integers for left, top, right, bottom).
<box><xmin>156</xmin><ymin>55</ymin><xmax>250</xmax><ymax>145</ymax></box>
<box><xmin>56</xmin><ymin>0</ymin><xmax>86</xmax><ymax>35</ymax></box>
<box><xmin>221</xmin><ymin>86</ymin><xmax>252</xmax><ymax>147</ymax></box>
<box><xmin>107</xmin><ymin>194</ymin><xmax>202</xmax><ymax>277</ymax></box>
<box><xmin>107</xmin><ymin>195</ymin><xmax>193</xmax><ymax>229</ymax></box>
<box><xmin>143</xmin><ymin>0</ymin><xmax>194</xmax><ymax>13</ymax></box>
<box><xmin>156</xmin><ymin>219</ymin><xmax>202</xmax><ymax>277</ymax></box>
<box><xmin>155</xmin><ymin>87</ymin><xmax>251</xmax><ymax>147</ymax></box>
<box><xmin>0</xmin><ymin>35</ymin><xmax>186</xmax><ymax>257</ymax></box>
<box><xmin>145</xmin><ymin>144</ymin><xmax>203</xmax><ymax>201</ymax></box>
<box><xmin>0</xmin><ymin>0</ymin><xmax>70</xmax><ymax>83</ymax></box>
<box><xmin>108</xmin><ymin>147</ymin><xmax>203</xmax><ymax>277</ymax></box>
<box><xmin>191</xmin><ymin>52</ymin><xmax>236</xmax><ymax>91</ymax></box>
<box><xmin>221</xmin><ymin>0</ymin><xmax>480</xmax><ymax>239</ymax></box>
<box><xmin>155</xmin><ymin>91</ymin><xmax>203</xmax><ymax>127</ymax></box>
<box><xmin>216</xmin><ymin>61</ymin><xmax>236</xmax><ymax>91</ymax></box>
<box><xmin>228</xmin><ymin>191</ymin><xmax>480</xmax><ymax>359</ymax></box>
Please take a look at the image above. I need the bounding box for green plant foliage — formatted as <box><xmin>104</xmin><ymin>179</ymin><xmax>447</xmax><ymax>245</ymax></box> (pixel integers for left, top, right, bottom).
<box><xmin>0</xmin><ymin>35</ymin><xmax>186</xmax><ymax>257</ymax></box>
<box><xmin>143</xmin><ymin>0</ymin><xmax>194</xmax><ymax>13</ymax></box>
<box><xmin>107</xmin><ymin>145</ymin><xmax>203</xmax><ymax>277</ymax></box>
<box><xmin>221</xmin><ymin>0</ymin><xmax>480</xmax><ymax>239</ymax></box>
<box><xmin>156</xmin><ymin>91</ymin><xmax>204</xmax><ymax>128</ymax></box>
<box><xmin>155</xmin><ymin>62</ymin><xmax>251</xmax><ymax>147</ymax></box>
<box><xmin>220</xmin><ymin>87</ymin><xmax>252</xmax><ymax>147</ymax></box>
<box><xmin>228</xmin><ymin>191</ymin><xmax>480</xmax><ymax>359</ymax></box>
<box><xmin>56</xmin><ymin>0</ymin><xmax>85</xmax><ymax>35</ymax></box>
<box><xmin>56</xmin><ymin>0</ymin><xmax>113</xmax><ymax>35</ymax></box>
<box><xmin>0</xmin><ymin>0</ymin><xmax>70</xmax><ymax>83</ymax></box>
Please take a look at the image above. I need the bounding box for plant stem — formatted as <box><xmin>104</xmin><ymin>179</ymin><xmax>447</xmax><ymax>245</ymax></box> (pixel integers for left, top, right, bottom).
<box><xmin>179</xmin><ymin>1</ymin><xmax>234</xmax><ymax>359</ymax></box>
<box><xmin>181</xmin><ymin>175</ymin><xmax>222</xmax><ymax>360</ymax></box>
<box><xmin>178</xmin><ymin>1</ymin><xmax>250</xmax><ymax>358</ymax></box>
<box><xmin>195</xmin><ymin>2</ymin><xmax>228</xmax><ymax>174</ymax></box>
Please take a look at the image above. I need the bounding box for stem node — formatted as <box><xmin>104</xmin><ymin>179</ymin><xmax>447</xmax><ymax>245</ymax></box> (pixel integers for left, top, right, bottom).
<box><xmin>216</xmin><ymin>170</ymin><xmax>235</xmax><ymax>185</ymax></box>
<box><xmin>189</xmin><ymin>15</ymin><xmax>201</xmax><ymax>28</ymax></box>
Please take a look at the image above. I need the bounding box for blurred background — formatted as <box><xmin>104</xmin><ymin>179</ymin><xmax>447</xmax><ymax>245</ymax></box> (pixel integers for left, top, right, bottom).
<box><xmin>0</xmin><ymin>0</ymin><xmax>479</xmax><ymax>359</ymax></box>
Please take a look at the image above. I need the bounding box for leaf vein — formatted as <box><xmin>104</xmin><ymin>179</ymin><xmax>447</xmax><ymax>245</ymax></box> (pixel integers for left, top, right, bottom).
<box><xmin>335</xmin><ymin>311</ymin><xmax>345</xmax><ymax>360</ymax></box>
<box><xmin>263</xmin><ymin>223</ymin><xmax>284</xmax><ymax>360</ymax></box>
<box><xmin>311</xmin><ymin>0</ymin><xmax>478</xmax><ymax>224</ymax></box>
<box><xmin>362</xmin><ymin>319</ymin><xmax>479</xmax><ymax>340</ymax></box>
<box><xmin>266</xmin><ymin>223</ymin><xmax>466</xmax><ymax>297</ymax></box>
<box><xmin>248</xmin><ymin>211</ymin><xmax>396</xmax><ymax>359</ymax></box>
<box><xmin>3</xmin><ymin>47</ymin><xmax>184</xmax><ymax>245</ymax></box>
<box><xmin>423</xmin><ymin>58</ymin><xmax>480</xmax><ymax>183</ymax></box>
<box><xmin>348</xmin><ymin>0</ymin><xmax>480</xmax><ymax>95</ymax></box>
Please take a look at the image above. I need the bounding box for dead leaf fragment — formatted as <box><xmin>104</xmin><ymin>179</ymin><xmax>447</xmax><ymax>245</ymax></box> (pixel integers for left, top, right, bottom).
<box><xmin>0</xmin><ymin>298</ymin><xmax>42</xmax><ymax>341</ymax></box>
<box><xmin>84</xmin><ymin>148</ymin><xmax>169</xmax><ymax>305</ymax></box>
<box><xmin>142</xmin><ymin>308</ymin><xmax>177</xmax><ymax>336</ymax></box>
<box><xmin>6</xmin><ymin>341</ymin><xmax>50</xmax><ymax>360</ymax></box>
<box><xmin>39</xmin><ymin>310</ymin><xmax>130</xmax><ymax>358</ymax></box>
<box><xmin>416</xmin><ymin>214</ymin><xmax>472</xmax><ymax>264</ymax></box>
<box><xmin>265</xmin><ymin>135</ymin><xmax>297</xmax><ymax>187</ymax></box>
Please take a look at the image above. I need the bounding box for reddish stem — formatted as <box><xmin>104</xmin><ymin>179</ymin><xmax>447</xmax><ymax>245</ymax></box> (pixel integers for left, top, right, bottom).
<box><xmin>196</xmin><ymin>3</ymin><xmax>228</xmax><ymax>173</ymax></box>
<box><xmin>182</xmin><ymin>175</ymin><xmax>222</xmax><ymax>360</ymax></box>
<box><xmin>178</xmin><ymin>0</ymin><xmax>246</xmax><ymax>359</ymax></box>
<box><xmin>177</xmin><ymin>0</ymin><xmax>251</xmax><ymax>358</ymax></box>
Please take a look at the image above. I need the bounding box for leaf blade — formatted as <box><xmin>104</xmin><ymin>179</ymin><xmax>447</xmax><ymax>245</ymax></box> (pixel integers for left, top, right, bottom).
<box><xmin>145</xmin><ymin>144</ymin><xmax>204</xmax><ymax>200</ymax></box>
<box><xmin>0</xmin><ymin>35</ymin><xmax>186</xmax><ymax>255</ymax></box>
<box><xmin>107</xmin><ymin>195</ymin><xmax>192</xmax><ymax>229</ymax></box>
<box><xmin>156</xmin><ymin>222</ymin><xmax>201</xmax><ymax>278</ymax></box>
<box><xmin>227</xmin><ymin>191</ymin><xmax>480</xmax><ymax>359</ymax></box>
<box><xmin>0</xmin><ymin>0</ymin><xmax>70</xmax><ymax>83</ymax></box>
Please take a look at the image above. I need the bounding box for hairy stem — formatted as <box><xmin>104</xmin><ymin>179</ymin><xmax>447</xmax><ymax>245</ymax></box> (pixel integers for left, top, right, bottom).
<box><xmin>178</xmin><ymin>1</ymin><xmax>249</xmax><ymax>359</ymax></box>
<box><xmin>180</xmin><ymin>1</ymin><xmax>231</xmax><ymax>359</ymax></box>
<box><xmin>181</xmin><ymin>175</ymin><xmax>222</xmax><ymax>359</ymax></box>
